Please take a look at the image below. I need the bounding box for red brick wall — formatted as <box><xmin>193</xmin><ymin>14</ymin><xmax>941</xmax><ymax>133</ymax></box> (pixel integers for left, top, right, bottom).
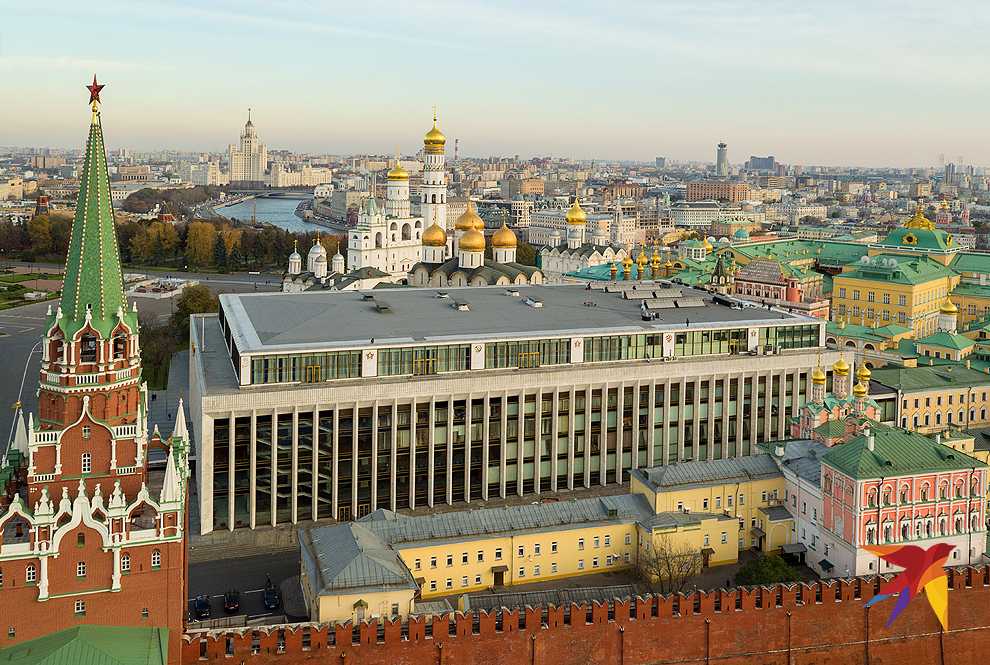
<box><xmin>184</xmin><ymin>566</ymin><xmax>990</xmax><ymax>664</ymax></box>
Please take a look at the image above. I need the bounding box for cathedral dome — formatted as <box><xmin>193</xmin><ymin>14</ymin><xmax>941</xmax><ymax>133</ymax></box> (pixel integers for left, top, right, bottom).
<box><xmin>424</xmin><ymin>115</ymin><xmax>446</xmax><ymax>154</ymax></box>
<box><xmin>459</xmin><ymin>228</ymin><xmax>485</xmax><ymax>252</ymax></box>
<box><xmin>308</xmin><ymin>238</ymin><xmax>327</xmax><ymax>259</ymax></box>
<box><xmin>940</xmin><ymin>298</ymin><xmax>958</xmax><ymax>314</ymax></box>
<box><xmin>455</xmin><ymin>201</ymin><xmax>485</xmax><ymax>232</ymax></box>
<box><xmin>812</xmin><ymin>366</ymin><xmax>826</xmax><ymax>385</ymax></box>
<box><xmin>492</xmin><ymin>223</ymin><xmax>517</xmax><ymax>248</ymax></box>
<box><xmin>832</xmin><ymin>356</ymin><xmax>850</xmax><ymax>376</ymax></box>
<box><xmin>387</xmin><ymin>162</ymin><xmax>409</xmax><ymax>181</ymax></box>
<box><xmin>422</xmin><ymin>223</ymin><xmax>447</xmax><ymax>247</ymax></box>
<box><xmin>566</xmin><ymin>200</ymin><xmax>587</xmax><ymax>225</ymax></box>
<box><xmin>856</xmin><ymin>365</ymin><xmax>871</xmax><ymax>383</ymax></box>
<box><xmin>853</xmin><ymin>382</ymin><xmax>868</xmax><ymax>398</ymax></box>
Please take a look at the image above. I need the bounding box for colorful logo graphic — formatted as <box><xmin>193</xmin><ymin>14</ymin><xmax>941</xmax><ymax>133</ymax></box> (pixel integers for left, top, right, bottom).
<box><xmin>863</xmin><ymin>544</ymin><xmax>954</xmax><ymax>630</ymax></box>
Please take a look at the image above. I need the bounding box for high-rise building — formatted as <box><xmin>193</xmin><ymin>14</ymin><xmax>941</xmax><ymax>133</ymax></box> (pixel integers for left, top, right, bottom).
<box><xmin>0</xmin><ymin>80</ymin><xmax>190</xmax><ymax>663</ymax></box>
<box><xmin>655</xmin><ymin>156</ymin><xmax>666</xmax><ymax>169</ymax></box>
<box><xmin>715</xmin><ymin>142</ymin><xmax>729</xmax><ymax>177</ymax></box>
<box><xmin>420</xmin><ymin>110</ymin><xmax>449</xmax><ymax>253</ymax></box>
<box><xmin>188</xmin><ymin>281</ymin><xmax>828</xmax><ymax>535</ymax></box>
<box><xmin>228</xmin><ymin>109</ymin><xmax>267</xmax><ymax>186</ymax></box>
<box><xmin>747</xmin><ymin>155</ymin><xmax>777</xmax><ymax>172</ymax></box>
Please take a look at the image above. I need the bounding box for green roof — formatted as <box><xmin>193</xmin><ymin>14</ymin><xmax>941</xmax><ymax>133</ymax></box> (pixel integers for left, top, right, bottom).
<box><xmin>54</xmin><ymin>105</ymin><xmax>136</xmax><ymax>339</ymax></box>
<box><xmin>916</xmin><ymin>331</ymin><xmax>976</xmax><ymax>351</ymax></box>
<box><xmin>837</xmin><ymin>254</ymin><xmax>955</xmax><ymax>286</ymax></box>
<box><xmin>879</xmin><ymin>226</ymin><xmax>955</xmax><ymax>252</ymax></box>
<box><xmin>824</xmin><ymin>425</ymin><xmax>985</xmax><ymax>480</ymax></box>
<box><xmin>870</xmin><ymin>365</ymin><xmax>990</xmax><ymax>392</ymax></box>
<box><xmin>0</xmin><ymin>626</ymin><xmax>167</xmax><ymax>665</ymax></box>
<box><xmin>814</xmin><ymin>420</ymin><xmax>848</xmax><ymax>437</ymax></box>
<box><xmin>948</xmin><ymin>281</ymin><xmax>990</xmax><ymax>299</ymax></box>
<box><xmin>950</xmin><ymin>252</ymin><xmax>990</xmax><ymax>275</ymax></box>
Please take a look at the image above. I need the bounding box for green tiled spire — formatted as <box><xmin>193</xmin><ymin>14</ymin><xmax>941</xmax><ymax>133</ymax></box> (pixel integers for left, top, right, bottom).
<box><xmin>56</xmin><ymin>86</ymin><xmax>135</xmax><ymax>339</ymax></box>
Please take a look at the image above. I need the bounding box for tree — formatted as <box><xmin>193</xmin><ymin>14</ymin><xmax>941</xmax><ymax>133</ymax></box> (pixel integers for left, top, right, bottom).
<box><xmin>213</xmin><ymin>234</ymin><xmax>228</xmax><ymax>271</ymax></box>
<box><xmin>185</xmin><ymin>221</ymin><xmax>216</xmax><ymax>268</ymax></box>
<box><xmin>170</xmin><ymin>284</ymin><xmax>219</xmax><ymax>342</ymax></box>
<box><xmin>26</xmin><ymin>215</ymin><xmax>52</xmax><ymax>256</ymax></box>
<box><xmin>516</xmin><ymin>241</ymin><xmax>537</xmax><ymax>266</ymax></box>
<box><xmin>636</xmin><ymin>534</ymin><xmax>703</xmax><ymax>595</ymax></box>
<box><xmin>734</xmin><ymin>554</ymin><xmax>799</xmax><ymax>586</ymax></box>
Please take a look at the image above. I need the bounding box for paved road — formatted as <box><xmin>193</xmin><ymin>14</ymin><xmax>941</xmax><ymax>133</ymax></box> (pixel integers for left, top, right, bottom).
<box><xmin>187</xmin><ymin>551</ymin><xmax>303</xmax><ymax>624</ymax></box>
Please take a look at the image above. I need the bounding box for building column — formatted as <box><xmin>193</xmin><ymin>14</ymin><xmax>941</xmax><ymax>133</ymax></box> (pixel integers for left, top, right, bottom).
<box><xmin>662</xmin><ymin>379</ymin><xmax>671</xmax><ymax>466</ymax></box>
<box><xmin>692</xmin><ymin>377</ymin><xmax>701</xmax><ymax>461</ymax></box>
<box><xmin>533</xmin><ymin>389</ymin><xmax>541</xmax><ymax>495</ymax></box>
<box><xmin>584</xmin><ymin>384</ymin><xmax>592</xmax><ymax>488</ymax></box>
<box><xmin>408</xmin><ymin>399</ymin><xmax>416</xmax><ymax>509</ymax></box>
<box><xmin>706</xmin><ymin>378</ymin><xmax>715</xmax><ymax>461</ymax></box>
<box><xmin>517</xmin><ymin>389</ymin><xmax>525</xmax><ymax>497</ymax></box>
<box><xmin>370</xmin><ymin>403</ymin><xmax>378</xmax><ymax>511</ymax></box>
<box><xmin>291</xmin><ymin>408</ymin><xmax>299</xmax><ymax>524</ymax></box>
<box><xmin>567</xmin><ymin>386</ymin><xmax>576</xmax><ymax>491</ymax></box>
<box><xmin>311</xmin><ymin>406</ymin><xmax>319</xmax><ymax>520</ymax></box>
<box><xmin>599</xmin><ymin>383</ymin><xmax>608</xmax><ymax>486</ymax></box>
<box><xmin>647</xmin><ymin>382</ymin><xmax>656</xmax><ymax>468</ymax></box>
<box><xmin>750</xmin><ymin>373</ymin><xmax>759</xmax><ymax>454</ymax></box>
<box><xmin>499</xmin><ymin>394</ymin><xmax>508</xmax><ymax>499</ymax></box>
<box><xmin>446</xmin><ymin>397</ymin><xmax>454</xmax><ymax>505</ymax></box>
<box><xmin>464</xmin><ymin>394</ymin><xmax>473</xmax><ymax>503</ymax></box>
<box><xmin>38</xmin><ymin>555</ymin><xmax>50</xmax><ymax>600</ymax></box>
<box><xmin>391</xmin><ymin>400</ymin><xmax>398</xmax><ymax>512</ymax></box>
<box><xmin>550</xmin><ymin>389</ymin><xmax>560</xmax><ymax>492</ymax></box>
<box><xmin>721</xmin><ymin>376</ymin><xmax>730</xmax><ymax>456</ymax></box>
<box><xmin>428</xmin><ymin>397</ymin><xmax>436</xmax><ymax>508</ymax></box>
<box><xmin>735</xmin><ymin>375</ymin><xmax>745</xmax><ymax>458</ymax></box>
<box><xmin>677</xmin><ymin>378</ymin><xmax>686</xmax><ymax>463</ymax></box>
<box><xmin>631</xmin><ymin>381</ymin><xmax>641</xmax><ymax>471</ymax></box>
<box><xmin>228</xmin><ymin>413</ymin><xmax>235</xmax><ymax>532</ymax></box>
<box><xmin>482</xmin><ymin>394</ymin><xmax>491</xmax><ymax>501</ymax></box>
<box><xmin>351</xmin><ymin>405</ymin><xmax>359</xmax><ymax>519</ymax></box>
<box><xmin>331</xmin><ymin>408</ymin><xmax>339</xmax><ymax>520</ymax></box>
<box><xmin>111</xmin><ymin>547</ymin><xmax>121</xmax><ymax>592</ymax></box>
<box><xmin>249</xmin><ymin>409</ymin><xmax>257</xmax><ymax>529</ymax></box>
<box><xmin>615</xmin><ymin>383</ymin><xmax>624</xmax><ymax>484</ymax></box>
<box><xmin>270</xmin><ymin>410</ymin><xmax>277</xmax><ymax>528</ymax></box>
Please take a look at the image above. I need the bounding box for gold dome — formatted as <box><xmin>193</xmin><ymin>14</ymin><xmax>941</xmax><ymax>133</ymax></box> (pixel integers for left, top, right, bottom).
<box><xmin>455</xmin><ymin>200</ymin><xmax>485</xmax><ymax>232</ymax></box>
<box><xmin>636</xmin><ymin>249</ymin><xmax>648</xmax><ymax>266</ymax></box>
<box><xmin>387</xmin><ymin>162</ymin><xmax>409</xmax><ymax>181</ymax></box>
<box><xmin>424</xmin><ymin>112</ymin><xmax>446</xmax><ymax>154</ymax></box>
<box><xmin>833</xmin><ymin>356</ymin><xmax>850</xmax><ymax>376</ymax></box>
<box><xmin>422</xmin><ymin>222</ymin><xmax>447</xmax><ymax>247</ymax></box>
<box><xmin>703</xmin><ymin>237</ymin><xmax>713</xmax><ymax>251</ymax></box>
<box><xmin>856</xmin><ymin>365</ymin><xmax>871</xmax><ymax>383</ymax></box>
<box><xmin>940</xmin><ymin>298</ymin><xmax>958</xmax><ymax>314</ymax></box>
<box><xmin>459</xmin><ymin>228</ymin><xmax>485</xmax><ymax>252</ymax></box>
<box><xmin>622</xmin><ymin>255</ymin><xmax>634</xmax><ymax>268</ymax></box>
<box><xmin>812</xmin><ymin>366</ymin><xmax>827</xmax><ymax>385</ymax></box>
<box><xmin>492</xmin><ymin>223</ymin><xmax>517</xmax><ymax>248</ymax></box>
<box><xmin>853</xmin><ymin>381</ymin><xmax>868</xmax><ymax>398</ymax></box>
<box><xmin>565</xmin><ymin>200</ymin><xmax>587</xmax><ymax>225</ymax></box>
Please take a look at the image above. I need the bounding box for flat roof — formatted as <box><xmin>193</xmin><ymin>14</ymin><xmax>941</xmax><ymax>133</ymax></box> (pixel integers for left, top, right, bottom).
<box><xmin>220</xmin><ymin>283</ymin><xmax>821</xmax><ymax>355</ymax></box>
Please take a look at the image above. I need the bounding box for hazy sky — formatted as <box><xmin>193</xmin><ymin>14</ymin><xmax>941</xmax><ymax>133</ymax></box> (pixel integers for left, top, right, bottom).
<box><xmin>2</xmin><ymin>0</ymin><xmax>989</xmax><ymax>166</ymax></box>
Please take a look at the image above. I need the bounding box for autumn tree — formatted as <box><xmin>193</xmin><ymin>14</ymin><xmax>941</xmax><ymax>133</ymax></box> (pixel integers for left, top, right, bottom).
<box><xmin>26</xmin><ymin>215</ymin><xmax>52</xmax><ymax>256</ymax></box>
<box><xmin>636</xmin><ymin>534</ymin><xmax>703</xmax><ymax>595</ymax></box>
<box><xmin>185</xmin><ymin>221</ymin><xmax>216</xmax><ymax>268</ymax></box>
<box><xmin>169</xmin><ymin>284</ymin><xmax>219</xmax><ymax>342</ymax></box>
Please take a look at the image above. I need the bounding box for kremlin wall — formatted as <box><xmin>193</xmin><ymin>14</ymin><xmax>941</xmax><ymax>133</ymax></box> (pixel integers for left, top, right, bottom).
<box><xmin>185</xmin><ymin>565</ymin><xmax>990</xmax><ymax>665</ymax></box>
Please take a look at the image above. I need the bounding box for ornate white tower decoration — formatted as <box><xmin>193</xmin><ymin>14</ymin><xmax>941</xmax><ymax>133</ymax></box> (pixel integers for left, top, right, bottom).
<box><xmin>453</xmin><ymin>200</ymin><xmax>484</xmax><ymax>256</ymax></box>
<box><xmin>832</xmin><ymin>356</ymin><xmax>850</xmax><ymax>400</ymax></box>
<box><xmin>307</xmin><ymin>236</ymin><xmax>327</xmax><ymax>273</ymax></box>
<box><xmin>313</xmin><ymin>253</ymin><xmax>328</xmax><ymax>279</ymax></box>
<box><xmin>492</xmin><ymin>223</ymin><xmax>517</xmax><ymax>264</ymax></box>
<box><xmin>938</xmin><ymin>298</ymin><xmax>958</xmax><ymax>334</ymax></box>
<box><xmin>421</xmin><ymin>109</ymin><xmax>448</xmax><ymax>254</ymax></box>
<box><xmin>385</xmin><ymin>152</ymin><xmax>411</xmax><ymax>219</ymax></box>
<box><xmin>331</xmin><ymin>250</ymin><xmax>345</xmax><ymax>274</ymax></box>
<box><xmin>287</xmin><ymin>240</ymin><xmax>302</xmax><ymax>275</ymax></box>
<box><xmin>422</xmin><ymin>220</ymin><xmax>448</xmax><ymax>264</ymax></box>
<box><xmin>458</xmin><ymin>224</ymin><xmax>485</xmax><ymax>269</ymax></box>
<box><xmin>811</xmin><ymin>361</ymin><xmax>826</xmax><ymax>405</ymax></box>
<box><xmin>566</xmin><ymin>199</ymin><xmax>587</xmax><ymax>250</ymax></box>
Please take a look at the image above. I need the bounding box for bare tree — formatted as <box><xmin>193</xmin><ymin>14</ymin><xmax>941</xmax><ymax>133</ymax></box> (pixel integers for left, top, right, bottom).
<box><xmin>636</xmin><ymin>534</ymin><xmax>703</xmax><ymax>595</ymax></box>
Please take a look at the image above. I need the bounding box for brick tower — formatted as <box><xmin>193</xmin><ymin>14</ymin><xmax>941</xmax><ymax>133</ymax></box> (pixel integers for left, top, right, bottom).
<box><xmin>0</xmin><ymin>78</ymin><xmax>189</xmax><ymax>664</ymax></box>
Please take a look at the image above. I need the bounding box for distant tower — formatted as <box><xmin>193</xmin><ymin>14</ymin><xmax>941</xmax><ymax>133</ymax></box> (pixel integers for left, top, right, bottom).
<box><xmin>385</xmin><ymin>154</ymin><xmax>410</xmax><ymax>219</ymax></box>
<box><xmin>421</xmin><ymin>109</ymin><xmax>448</xmax><ymax>250</ymax></box>
<box><xmin>716</xmin><ymin>142</ymin><xmax>729</xmax><ymax>177</ymax></box>
<box><xmin>288</xmin><ymin>240</ymin><xmax>302</xmax><ymax>275</ymax></box>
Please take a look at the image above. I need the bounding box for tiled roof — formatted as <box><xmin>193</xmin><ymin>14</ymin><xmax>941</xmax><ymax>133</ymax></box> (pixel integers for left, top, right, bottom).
<box><xmin>916</xmin><ymin>331</ymin><xmax>976</xmax><ymax>351</ymax></box>
<box><xmin>302</xmin><ymin>523</ymin><xmax>417</xmax><ymax>594</ymax></box>
<box><xmin>631</xmin><ymin>454</ymin><xmax>781</xmax><ymax>492</ymax></box>
<box><xmin>0</xmin><ymin>626</ymin><xmax>168</xmax><ymax>665</ymax></box>
<box><xmin>823</xmin><ymin>425</ymin><xmax>985</xmax><ymax>480</ymax></box>
<box><xmin>879</xmin><ymin>226</ymin><xmax>954</xmax><ymax>251</ymax></box>
<box><xmin>836</xmin><ymin>254</ymin><xmax>955</xmax><ymax>286</ymax></box>
<box><xmin>869</xmin><ymin>365</ymin><xmax>990</xmax><ymax>392</ymax></box>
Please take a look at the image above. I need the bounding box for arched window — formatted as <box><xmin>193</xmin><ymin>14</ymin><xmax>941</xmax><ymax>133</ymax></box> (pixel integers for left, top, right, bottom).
<box><xmin>936</xmin><ymin>413</ymin><xmax>942</xmax><ymax>425</ymax></box>
<box><xmin>899</xmin><ymin>486</ymin><xmax>908</xmax><ymax>504</ymax></box>
<box><xmin>901</xmin><ymin>521</ymin><xmax>910</xmax><ymax>540</ymax></box>
<box><xmin>940</xmin><ymin>517</ymin><xmax>947</xmax><ymax>536</ymax></box>
<box><xmin>956</xmin><ymin>481</ymin><xmax>964</xmax><ymax>499</ymax></box>
<box><xmin>882</xmin><ymin>488</ymin><xmax>892</xmax><ymax>506</ymax></box>
<box><xmin>80</xmin><ymin>333</ymin><xmax>98</xmax><ymax>363</ymax></box>
<box><xmin>151</xmin><ymin>549</ymin><xmax>161</xmax><ymax>568</ymax></box>
<box><xmin>940</xmin><ymin>482</ymin><xmax>949</xmax><ymax>500</ymax></box>
<box><xmin>955</xmin><ymin>515</ymin><xmax>964</xmax><ymax>533</ymax></box>
<box><xmin>883</xmin><ymin>524</ymin><xmax>892</xmax><ymax>543</ymax></box>
<box><xmin>113</xmin><ymin>334</ymin><xmax>127</xmax><ymax>359</ymax></box>
<box><xmin>25</xmin><ymin>564</ymin><xmax>36</xmax><ymax>583</ymax></box>
<box><xmin>866</xmin><ymin>527</ymin><xmax>875</xmax><ymax>544</ymax></box>
<box><xmin>81</xmin><ymin>453</ymin><xmax>92</xmax><ymax>474</ymax></box>
<box><xmin>867</xmin><ymin>488</ymin><xmax>877</xmax><ymax>508</ymax></box>
<box><xmin>76</xmin><ymin>532</ymin><xmax>85</xmax><ymax>547</ymax></box>
<box><xmin>121</xmin><ymin>553</ymin><xmax>131</xmax><ymax>573</ymax></box>
<box><xmin>921</xmin><ymin>483</ymin><xmax>930</xmax><ymax>501</ymax></box>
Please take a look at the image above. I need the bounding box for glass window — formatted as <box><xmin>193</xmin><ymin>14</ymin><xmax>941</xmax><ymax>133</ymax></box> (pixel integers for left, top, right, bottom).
<box><xmin>486</xmin><ymin>338</ymin><xmax>571</xmax><ymax>369</ymax></box>
<box><xmin>380</xmin><ymin>344</ymin><xmax>471</xmax><ymax>377</ymax></box>
<box><xmin>250</xmin><ymin>350</ymin><xmax>361</xmax><ymax>385</ymax></box>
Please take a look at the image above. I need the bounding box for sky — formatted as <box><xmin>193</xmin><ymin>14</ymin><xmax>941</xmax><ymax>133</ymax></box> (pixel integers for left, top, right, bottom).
<box><xmin>2</xmin><ymin>0</ymin><xmax>990</xmax><ymax>166</ymax></box>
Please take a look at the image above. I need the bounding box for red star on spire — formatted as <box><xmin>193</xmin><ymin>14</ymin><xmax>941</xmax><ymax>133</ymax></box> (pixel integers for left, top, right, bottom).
<box><xmin>86</xmin><ymin>74</ymin><xmax>105</xmax><ymax>105</ymax></box>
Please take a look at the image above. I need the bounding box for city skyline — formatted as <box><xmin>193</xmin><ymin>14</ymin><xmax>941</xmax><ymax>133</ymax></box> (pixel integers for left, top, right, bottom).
<box><xmin>2</xmin><ymin>0</ymin><xmax>990</xmax><ymax>166</ymax></box>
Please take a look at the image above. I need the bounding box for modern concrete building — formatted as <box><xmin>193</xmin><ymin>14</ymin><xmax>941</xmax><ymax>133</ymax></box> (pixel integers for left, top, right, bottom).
<box><xmin>189</xmin><ymin>282</ymin><xmax>834</xmax><ymax>534</ymax></box>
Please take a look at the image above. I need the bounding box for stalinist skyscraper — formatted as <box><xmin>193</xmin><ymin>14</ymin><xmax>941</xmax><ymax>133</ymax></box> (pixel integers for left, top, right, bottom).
<box><xmin>228</xmin><ymin>109</ymin><xmax>267</xmax><ymax>186</ymax></box>
<box><xmin>419</xmin><ymin>111</ymin><xmax>450</xmax><ymax>257</ymax></box>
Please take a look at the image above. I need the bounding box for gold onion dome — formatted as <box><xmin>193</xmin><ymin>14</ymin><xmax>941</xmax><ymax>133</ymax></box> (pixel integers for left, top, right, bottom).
<box><xmin>422</xmin><ymin>222</ymin><xmax>447</xmax><ymax>247</ymax></box>
<box><xmin>455</xmin><ymin>200</ymin><xmax>485</xmax><ymax>232</ymax></box>
<box><xmin>622</xmin><ymin>255</ymin><xmax>634</xmax><ymax>268</ymax></box>
<box><xmin>492</xmin><ymin>223</ymin><xmax>517</xmax><ymax>248</ymax></box>
<box><xmin>636</xmin><ymin>249</ymin><xmax>648</xmax><ymax>266</ymax></box>
<box><xmin>833</xmin><ymin>356</ymin><xmax>850</xmax><ymax>376</ymax></box>
<box><xmin>387</xmin><ymin>162</ymin><xmax>409</xmax><ymax>181</ymax></box>
<box><xmin>459</xmin><ymin>228</ymin><xmax>486</xmax><ymax>252</ymax></box>
<box><xmin>812</xmin><ymin>365</ymin><xmax>827</xmax><ymax>385</ymax></box>
<box><xmin>940</xmin><ymin>298</ymin><xmax>958</xmax><ymax>314</ymax></box>
<box><xmin>424</xmin><ymin>114</ymin><xmax>446</xmax><ymax>154</ymax></box>
<box><xmin>853</xmin><ymin>382</ymin><xmax>868</xmax><ymax>398</ymax></box>
<box><xmin>857</xmin><ymin>365</ymin><xmax>872</xmax><ymax>383</ymax></box>
<box><xmin>566</xmin><ymin>200</ymin><xmax>587</xmax><ymax>225</ymax></box>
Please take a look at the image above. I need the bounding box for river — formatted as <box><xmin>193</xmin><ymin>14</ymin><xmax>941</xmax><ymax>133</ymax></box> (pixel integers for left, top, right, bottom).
<box><xmin>217</xmin><ymin>197</ymin><xmax>314</xmax><ymax>233</ymax></box>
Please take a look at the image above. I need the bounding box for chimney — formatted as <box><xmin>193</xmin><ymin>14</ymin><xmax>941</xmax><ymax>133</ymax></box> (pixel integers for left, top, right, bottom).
<box><xmin>936</xmin><ymin>433</ymin><xmax>942</xmax><ymax>445</ymax></box>
<box><xmin>867</xmin><ymin>431</ymin><xmax>875</xmax><ymax>452</ymax></box>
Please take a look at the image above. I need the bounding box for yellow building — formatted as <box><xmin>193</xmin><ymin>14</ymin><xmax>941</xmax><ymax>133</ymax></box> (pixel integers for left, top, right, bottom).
<box><xmin>869</xmin><ymin>364</ymin><xmax>990</xmax><ymax>434</ymax></box>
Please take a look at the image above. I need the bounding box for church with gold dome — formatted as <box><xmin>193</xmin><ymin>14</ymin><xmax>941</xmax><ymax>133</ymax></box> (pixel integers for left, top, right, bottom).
<box><xmin>789</xmin><ymin>356</ymin><xmax>881</xmax><ymax>446</ymax></box>
<box><xmin>409</xmin><ymin>199</ymin><xmax>544</xmax><ymax>286</ymax></box>
<box><xmin>538</xmin><ymin>200</ymin><xmax>628</xmax><ymax>282</ymax></box>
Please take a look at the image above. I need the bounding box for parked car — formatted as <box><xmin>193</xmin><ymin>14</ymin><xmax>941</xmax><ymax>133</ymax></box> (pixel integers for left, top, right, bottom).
<box><xmin>263</xmin><ymin>576</ymin><xmax>280</xmax><ymax>611</ymax></box>
<box><xmin>193</xmin><ymin>595</ymin><xmax>211</xmax><ymax>620</ymax></box>
<box><xmin>223</xmin><ymin>590</ymin><xmax>240</xmax><ymax>614</ymax></box>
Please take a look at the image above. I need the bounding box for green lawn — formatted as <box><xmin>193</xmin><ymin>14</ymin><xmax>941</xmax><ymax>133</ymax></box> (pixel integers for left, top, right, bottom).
<box><xmin>0</xmin><ymin>272</ymin><xmax>63</xmax><ymax>283</ymax></box>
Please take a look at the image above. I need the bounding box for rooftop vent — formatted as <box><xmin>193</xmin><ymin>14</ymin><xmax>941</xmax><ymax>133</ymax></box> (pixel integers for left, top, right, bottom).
<box><xmin>360</xmin><ymin>293</ymin><xmax>375</xmax><ymax>301</ymax></box>
<box><xmin>374</xmin><ymin>300</ymin><xmax>392</xmax><ymax>313</ymax></box>
<box><xmin>453</xmin><ymin>300</ymin><xmax>471</xmax><ymax>312</ymax></box>
<box><xmin>523</xmin><ymin>297</ymin><xmax>543</xmax><ymax>309</ymax></box>
<box><xmin>435</xmin><ymin>291</ymin><xmax>450</xmax><ymax>299</ymax></box>
<box><xmin>505</xmin><ymin>288</ymin><xmax>521</xmax><ymax>297</ymax></box>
